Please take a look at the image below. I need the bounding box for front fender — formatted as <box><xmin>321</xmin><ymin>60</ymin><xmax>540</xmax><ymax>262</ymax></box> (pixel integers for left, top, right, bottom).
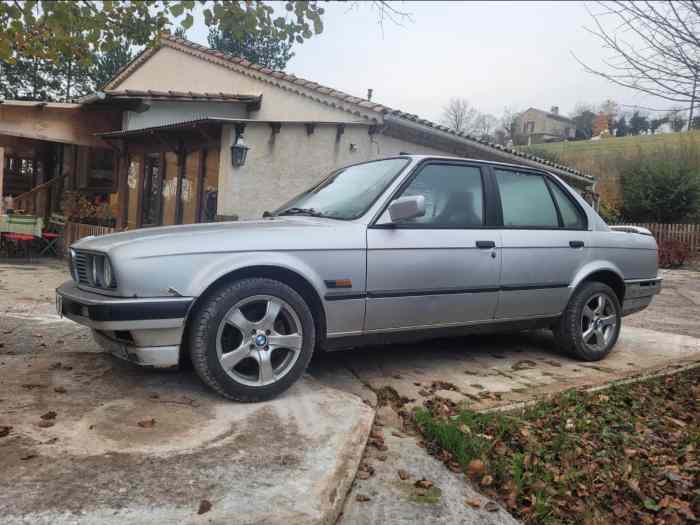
<box><xmin>183</xmin><ymin>251</ymin><xmax>328</xmax><ymax>300</ymax></box>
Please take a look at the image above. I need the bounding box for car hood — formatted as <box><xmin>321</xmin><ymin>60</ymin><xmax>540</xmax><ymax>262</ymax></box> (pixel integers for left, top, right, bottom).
<box><xmin>73</xmin><ymin>217</ymin><xmax>366</xmax><ymax>258</ymax></box>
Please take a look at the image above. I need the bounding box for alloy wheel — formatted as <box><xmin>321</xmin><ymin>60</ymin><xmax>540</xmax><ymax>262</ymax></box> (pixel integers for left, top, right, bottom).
<box><xmin>215</xmin><ymin>295</ymin><xmax>303</xmax><ymax>387</ymax></box>
<box><xmin>580</xmin><ymin>293</ymin><xmax>617</xmax><ymax>352</ymax></box>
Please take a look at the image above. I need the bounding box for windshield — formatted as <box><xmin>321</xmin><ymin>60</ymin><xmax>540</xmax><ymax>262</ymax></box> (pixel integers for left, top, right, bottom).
<box><xmin>275</xmin><ymin>158</ymin><xmax>410</xmax><ymax>220</ymax></box>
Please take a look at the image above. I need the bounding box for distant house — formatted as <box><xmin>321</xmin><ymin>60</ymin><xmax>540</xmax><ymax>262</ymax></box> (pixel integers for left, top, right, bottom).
<box><xmin>518</xmin><ymin>106</ymin><xmax>575</xmax><ymax>145</ymax></box>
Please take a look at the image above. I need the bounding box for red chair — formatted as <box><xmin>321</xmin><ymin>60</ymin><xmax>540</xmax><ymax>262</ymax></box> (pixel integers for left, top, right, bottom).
<box><xmin>2</xmin><ymin>232</ymin><xmax>35</xmax><ymax>259</ymax></box>
<box><xmin>40</xmin><ymin>231</ymin><xmax>61</xmax><ymax>256</ymax></box>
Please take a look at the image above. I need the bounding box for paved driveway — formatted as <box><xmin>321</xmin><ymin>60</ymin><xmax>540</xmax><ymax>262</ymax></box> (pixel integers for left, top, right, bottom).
<box><xmin>2</xmin><ymin>260</ymin><xmax>698</xmax><ymax>525</ymax></box>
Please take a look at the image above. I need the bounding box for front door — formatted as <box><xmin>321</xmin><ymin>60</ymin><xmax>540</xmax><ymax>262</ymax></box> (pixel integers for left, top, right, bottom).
<box><xmin>365</xmin><ymin>161</ymin><xmax>501</xmax><ymax>332</ymax></box>
<box><xmin>141</xmin><ymin>153</ymin><xmax>163</xmax><ymax>227</ymax></box>
<box><xmin>493</xmin><ymin>167</ymin><xmax>590</xmax><ymax>318</ymax></box>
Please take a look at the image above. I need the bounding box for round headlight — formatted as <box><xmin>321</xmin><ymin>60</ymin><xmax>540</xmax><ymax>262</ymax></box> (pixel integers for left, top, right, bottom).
<box><xmin>103</xmin><ymin>257</ymin><xmax>113</xmax><ymax>288</ymax></box>
<box><xmin>91</xmin><ymin>256</ymin><xmax>99</xmax><ymax>286</ymax></box>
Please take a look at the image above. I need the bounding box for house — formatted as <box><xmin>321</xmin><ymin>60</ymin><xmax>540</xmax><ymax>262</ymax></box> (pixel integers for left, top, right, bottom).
<box><xmin>518</xmin><ymin>106</ymin><xmax>575</xmax><ymax>145</ymax></box>
<box><xmin>0</xmin><ymin>34</ymin><xmax>596</xmax><ymax>235</ymax></box>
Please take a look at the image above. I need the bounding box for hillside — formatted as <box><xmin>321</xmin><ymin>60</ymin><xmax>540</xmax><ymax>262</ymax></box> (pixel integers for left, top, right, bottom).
<box><xmin>523</xmin><ymin>132</ymin><xmax>700</xmax><ymax>206</ymax></box>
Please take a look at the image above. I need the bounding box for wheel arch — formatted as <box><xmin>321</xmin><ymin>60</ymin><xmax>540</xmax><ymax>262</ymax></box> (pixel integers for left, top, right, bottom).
<box><xmin>571</xmin><ymin>263</ymin><xmax>626</xmax><ymax>305</ymax></box>
<box><xmin>180</xmin><ymin>265</ymin><xmax>327</xmax><ymax>364</ymax></box>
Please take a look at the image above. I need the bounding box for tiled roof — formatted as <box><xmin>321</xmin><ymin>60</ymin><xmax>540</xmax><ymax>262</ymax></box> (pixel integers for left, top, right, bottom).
<box><xmin>104</xmin><ymin>33</ymin><xmax>594</xmax><ymax>183</ymax></box>
<box><xmin>103</xmin><ymin>89</ymin><xmax>261</xmax><ymax>103</ymax></box>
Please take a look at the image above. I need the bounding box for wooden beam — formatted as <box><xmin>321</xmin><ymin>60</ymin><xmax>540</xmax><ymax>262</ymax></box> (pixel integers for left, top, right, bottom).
<box><xmin>305</xmin><ymin>123</ymin><xmax>316</xmax><ymax>136</ymax></box>
<box><xmin>175</xmin><ymin>141</ymin><xmax>185</xmax><ymax>225</ymax></box>
<box><xmin>336</xmin><ymin>124</ymin><xmax>345</xmax><ymax>143</ymax></box>
<box><xmin>150</xmin><ymin>130</ymin><xmax>180</xmax><ymax>154</ymax></box>
<box><xmin>269</xmin><ymin>122</ymin><xmax>281</xmax><ymax>136</ymax></box>
<box><xmin>195</xmin><ymin>148</ymin><xmax>207</xmax><ymax>223</ymax></box>
<box><xmin>193</xmin><ymin>124</ymin><xmax>216</xmax><ymax>145</ymax></box>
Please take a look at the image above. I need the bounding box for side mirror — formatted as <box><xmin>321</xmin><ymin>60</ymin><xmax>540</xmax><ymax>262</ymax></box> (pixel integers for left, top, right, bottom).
<box><xmin>388</xmin><ymin>195</ymin><xmax>425</xmax><ymax>223</ymax></box>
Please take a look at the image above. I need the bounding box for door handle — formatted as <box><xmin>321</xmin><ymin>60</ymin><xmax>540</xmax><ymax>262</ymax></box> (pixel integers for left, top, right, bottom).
<box><xmin>476</xmin><ymin>240</ymin><xmax>496</xmax><ymax>249</ymax></box>
<box><xmin>569</xmin><ymin>240</ymin><xmax>584</xmax><ymax>248</ymax></box>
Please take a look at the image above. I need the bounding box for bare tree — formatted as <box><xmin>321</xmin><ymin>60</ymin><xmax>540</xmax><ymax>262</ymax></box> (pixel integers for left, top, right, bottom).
<box><xmin>473</xmin><ymin>113</ymin><xmax>499</xmax><ymax>140</ymax></box>
<box><xmin>575</xmin><ymin>1</ymin><xmax>699</xmax><ymax>130</ymax></box>
<box><xmin>441</xmin><ymin>97</ymin><xmax>478</xmax><ymax>134</ymax></box>
<box><xmin>500</xmin><ymin>106</ymin><xmax>521</xmax><ymax>143</ymax></box>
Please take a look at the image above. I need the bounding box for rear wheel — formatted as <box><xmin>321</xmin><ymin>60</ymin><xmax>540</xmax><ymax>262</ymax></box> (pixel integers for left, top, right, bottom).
<box><xmin>554</xmin><ymin>281</ymin><xmax>621</xmax><ymax>361</ymax></box>
<box><xmin>189</xmin><ymin>278</ymin><xmax>315</xmax><ymax>402</ymax></box>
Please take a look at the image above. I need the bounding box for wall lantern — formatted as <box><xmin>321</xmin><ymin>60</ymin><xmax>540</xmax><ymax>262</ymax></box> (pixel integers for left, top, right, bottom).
<box><xmin>231</xmin><ymin>123</ymin><xmax>249</xmax><ymax>167</ymax></box>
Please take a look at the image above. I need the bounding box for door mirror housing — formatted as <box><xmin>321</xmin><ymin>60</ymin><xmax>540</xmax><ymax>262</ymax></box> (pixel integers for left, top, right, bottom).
<box><xmin>388</xmin><ymin>195</ymin><xmax>426</xmax><ymax>223</ymax></box>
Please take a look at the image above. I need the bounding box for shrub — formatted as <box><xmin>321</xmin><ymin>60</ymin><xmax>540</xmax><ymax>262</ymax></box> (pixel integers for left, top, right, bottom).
<box><xmin>657</xmin><ymin>239</ymin><xmax>690</xmax><ymax>269</ymax></box>
<box><xmin>620</xmin><ymin>157</ymin><xmax>700</xmax><ymax>223</ymax></box>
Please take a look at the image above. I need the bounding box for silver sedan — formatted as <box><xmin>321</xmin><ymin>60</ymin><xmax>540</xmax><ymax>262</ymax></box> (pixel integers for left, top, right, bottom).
<box><xmin>57</xmin><ymin>156</ymin><xmax>661</xmax><ymax>401</ymax></box>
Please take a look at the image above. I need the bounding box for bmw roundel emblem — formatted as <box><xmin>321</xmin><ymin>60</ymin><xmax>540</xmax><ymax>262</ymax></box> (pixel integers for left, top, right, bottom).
<box><xmin>255</xmin><ymin>334</ymin><xmax>268</xmax><ymax>347</ymax></box>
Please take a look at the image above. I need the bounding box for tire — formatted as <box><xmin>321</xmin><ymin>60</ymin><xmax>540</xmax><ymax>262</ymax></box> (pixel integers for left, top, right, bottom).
<box><xmin>553</xmin><ymin>281</ymin><xmax>621</xmax><ymax>361</ymax></box>
<box><xmin>189</xmin><ymin>277</ymin><xmax>316</xmax><ymax>402</ymax></box>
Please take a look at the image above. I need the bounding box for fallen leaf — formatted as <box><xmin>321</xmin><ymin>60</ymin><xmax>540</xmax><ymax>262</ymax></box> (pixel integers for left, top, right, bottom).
<box><xmin>197</xmin><ymin>499</ymin><xmax>212</xmax><ymax>515</ymax></box>
<box><xmin>414</xmin><ymin>479</ymin><xmax>433</xmax><ymax>489</ymax></box>
<box><xmin>20</xmin><ymin>453</ymin><xmax>37</xmax><ymax>460</ymax></box>
<box><xmin>137</xmin><ymin>418</ymin><xmax>156</xmax><ymax>428</ymax></box>
<box><xmin>356</xmin><ymin>494</ymin><xmax>370</xmax><ymax>502</ymax></box>
<box><xmin>40</xmin><ymin>411</ymin><xmax>57</xmax><ymax>420</ymax></box>
<box><xmin>376</xmin><ymin>455</ymin><xmax>388</xmax><ymax>462</ymax></box>
<box><xmin>0</xmin><ymin>426</ymin><xmax>11</xmax><ymax>437</ymax></box>
<box><xmin>467</xmin><ymin>459</ymin><xmax>486</xmax><ymax>477</ymax></box>
<box><xmin>512</xmin><ymin>360</ymin><xmax>537</xmax><ymax>371</ymax></box>
<box><xmin>37</xmin><ymin>420</ymin><xmax>54</xmax><ymax>428</ymax></box>
<box><xmin>53</xmin><ymin>386</ymin><xmax>67</xmax><ymax>394</ymax></box>
<box><xmin>465</xmin><ymin>497</ymin><xmax>481</xmax><ymax>508</ymax></box>
<box><xmin>357</xmin><ymin>471</ymin><xmax>370</xmax><ymax>480</ymax></box>
<box><xmin>369</xmin><ymin>430</ymin><xmax>384</xmax><ymax>440</ymax></box>
<box><xmin>484</xmin><ymin>501</ymin><xmax>499</xmax><ymax>512</ymax></box>
<box><xmin>481</xmin><ymin>475</ymin><xmax>494</xmax><ymax>487</ymax></box>
<box><xmin>398</xmin><ymin>469</ymin><xmax>410</xmax><ymax>480</ymax></box>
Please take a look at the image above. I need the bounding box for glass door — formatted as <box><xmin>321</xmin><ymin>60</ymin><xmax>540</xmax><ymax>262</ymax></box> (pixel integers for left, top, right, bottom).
<box><xmin>141</xmin><ymin>153</ymin><xmax>163</xmax><ymax>227</ymax></box>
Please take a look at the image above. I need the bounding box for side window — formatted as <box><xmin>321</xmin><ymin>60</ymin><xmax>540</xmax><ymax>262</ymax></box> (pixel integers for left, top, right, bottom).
<box><xmin>549</xmin><ymin>182</ymin><xmax>586</xmax><ymax>229</ymax></box>
<box><xmin>389</xmin><ymin>164</ymin><xmax>484</xmax><ymax>227</ymax></box>
<box><xmin>495</xmin><ymin>169</ymin><xmax>559</xmax><ymax>228</ymax></box>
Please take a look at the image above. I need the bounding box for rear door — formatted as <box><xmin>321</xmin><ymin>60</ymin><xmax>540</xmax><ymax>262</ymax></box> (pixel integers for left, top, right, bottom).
<box><xmin>493</xmin><ymin>167</ymin><xmax>590</xmax><ymax>319</ymax></box>
<box><xmin>365</xmin><ymin>161</ymin><xmax>501</xmax><ymax>331</ymax></box>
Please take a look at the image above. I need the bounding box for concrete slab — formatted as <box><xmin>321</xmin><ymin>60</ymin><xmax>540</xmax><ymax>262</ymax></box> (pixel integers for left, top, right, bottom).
<box><xmin>0</xmin><ymin>352</ymin><xmax>374</xmax><ymax>525</ymax></box>
<box><xmin>338</xmin><ymin>425</ymin><xmax>518</xmax><ymax>525</ymax></box>
<box><xmin>313</xmin><ymin>325</ymin><xmax>700</xmax><ymax>412</ymax></box>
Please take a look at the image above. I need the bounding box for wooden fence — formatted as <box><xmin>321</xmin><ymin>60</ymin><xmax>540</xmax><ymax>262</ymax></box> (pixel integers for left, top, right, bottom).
<box><xmin>63</xmin><ymin>222</ymin><xmax>116</xmax><ymax>256</ymax></box>
<box><xmin>617</xmin><ymin>223</ymin><xmax>700</xmax><ymax>252</ymax></box>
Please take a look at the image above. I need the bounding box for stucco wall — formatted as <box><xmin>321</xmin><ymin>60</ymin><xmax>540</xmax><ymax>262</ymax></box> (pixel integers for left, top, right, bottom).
<box><xmin>218</xmin><ymin>122</ymin><xmax>449</xmax><ymax>219</ymax></box>
<box><xmin>117</xmin><ymin>46</ymin><xmax>367</xmax><ymax>123</ymax></box>
<box><xmin>124</xmin><ymin>100</ymin><xmax>248</xmax><ymax>130</ymax></box>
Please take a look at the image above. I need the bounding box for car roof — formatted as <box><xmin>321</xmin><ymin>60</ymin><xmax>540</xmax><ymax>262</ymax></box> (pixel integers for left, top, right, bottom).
<box><xmin>397</xmin><ymin>154</ymin><xmax>555</xmax><ymax>174</ymax></box>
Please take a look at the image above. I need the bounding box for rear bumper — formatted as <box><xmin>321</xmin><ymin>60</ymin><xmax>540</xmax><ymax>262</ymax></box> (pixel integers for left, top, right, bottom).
<box><xmin>622</xmin><ymin>277</ymin><xmax>662</xmax><ymax>316</ymax></box>
<box><xmin>56</xmin><ymin>281</ymin><xmax>192</xmax><ymax>368</ymax></box>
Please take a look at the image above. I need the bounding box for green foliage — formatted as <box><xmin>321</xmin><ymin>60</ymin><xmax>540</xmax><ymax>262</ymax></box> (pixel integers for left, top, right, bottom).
<box><xmin>0</xmin><ymin>1</ymin><xmax>324</xmax><ymax>66</ymax></box>
<box><xmin>598</xmin><ymin>200</ymin><xmax>621</xmax><ymax>223</ymax></box>
<box><xmin>572</xmin><ymin>109</ymin><xmax>596</xmax><ymax>139</ymax></box>
<box><xmin>90</xmin><ymin>46</ymin><xmax>133</xmax><ymax>91</ymax></box>
<box><xmin>615</xmin><ymin>115</ymin><xmax>628</xmax><ymax>137</ymax></box>
<box><xmin>207</xmin><ymin>25</ymin><xmax>294</xmax><ymax>70</ymax></box>
<box><xmin>620</xmin><ymin>157</ymin><xmax>700</xmax><ymax>223</ymax></box>
<box><xmin>628</xmin><ymin>111</ymin><xmax>649</xmax><ymax>135</ymax></box>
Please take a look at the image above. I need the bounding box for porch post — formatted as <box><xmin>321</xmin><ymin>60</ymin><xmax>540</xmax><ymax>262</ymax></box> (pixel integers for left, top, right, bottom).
<box><xmin>0</xmin><ymin>146</ymin><xmax>4</xmax><ymax>206</ymax></box>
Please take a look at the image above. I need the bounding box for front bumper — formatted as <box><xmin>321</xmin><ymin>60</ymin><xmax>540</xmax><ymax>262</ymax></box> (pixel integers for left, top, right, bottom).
<box><xmin>622</xmin><ymin>277</ymin><xmax>662</xmax><ymax>316</ymax></box>
<box><xmin>56</xmin><ymin>281</ymin><xmax>193</xmax><ymax>368</ymax></box>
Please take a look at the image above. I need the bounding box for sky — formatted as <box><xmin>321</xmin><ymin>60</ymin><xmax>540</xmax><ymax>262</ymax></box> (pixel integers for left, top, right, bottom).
<box><xmin>185</xmin><ymin>1</ymin><xmax>674</xmax><ymax>123</ymax></box>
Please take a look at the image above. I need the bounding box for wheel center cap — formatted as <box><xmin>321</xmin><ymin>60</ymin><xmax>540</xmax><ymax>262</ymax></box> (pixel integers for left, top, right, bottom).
<box><xmin>254</xmin><ymin>334</ymin><xmax>268</xmax><ymax>347</ymax></box>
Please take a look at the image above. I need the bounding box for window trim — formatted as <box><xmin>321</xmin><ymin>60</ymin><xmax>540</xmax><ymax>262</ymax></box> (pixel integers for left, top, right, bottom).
<box><xmin>491</xmin><ymin>167</ymin><xmax>588</xmax><ymax>231</ymax></box>
<box><xmin>370</xmin><ymin>159</ymin><xmax>497</xmax><ymax>230</ymax></box>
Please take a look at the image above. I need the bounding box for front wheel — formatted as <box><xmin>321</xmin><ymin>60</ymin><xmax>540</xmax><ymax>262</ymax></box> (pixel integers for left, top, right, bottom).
<box><xmin>554</xmin><ymin>281</ymin><xmax>621</xmax><ymax>361</ymax></box>
<box><xmin>189</xmin><ymin>278</ymin><xmax>316</xmax><ymax>402</ymax></box>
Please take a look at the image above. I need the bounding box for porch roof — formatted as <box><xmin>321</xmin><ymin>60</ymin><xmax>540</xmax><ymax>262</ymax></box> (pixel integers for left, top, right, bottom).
<box><xmin>94</xmin><ymin>117</ymin><xmax>370</xmax><ymax>139</ymax></box>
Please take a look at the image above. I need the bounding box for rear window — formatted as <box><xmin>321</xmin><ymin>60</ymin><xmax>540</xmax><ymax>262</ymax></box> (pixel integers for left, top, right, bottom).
<box><xmin>549</xmin><ymin>182</ymin><xmax>586</xmax><ymax>229</ymax></box>
<box><xmin>495</xmin><ymin>169</ymin><xmax>559</xmax><ymax>228</ymax></box>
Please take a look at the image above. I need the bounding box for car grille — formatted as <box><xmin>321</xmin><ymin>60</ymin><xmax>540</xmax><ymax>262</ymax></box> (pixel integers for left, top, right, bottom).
<box><xmin>73</xmin><ymin>250</ymin><xmax>91</xmax><ymax>285</ymax></box>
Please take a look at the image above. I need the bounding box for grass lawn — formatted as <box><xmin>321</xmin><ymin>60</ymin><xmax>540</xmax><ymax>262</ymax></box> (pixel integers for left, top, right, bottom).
<box><xmin>524</xmin><ymin>131</ymin><xmax>700</xmax><ymax>161</ymax></box>
<box><xmin>415</xmin><ymin>367</ymin><xmax>699</xmax><ymax>524</ymax></box>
